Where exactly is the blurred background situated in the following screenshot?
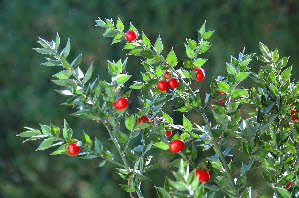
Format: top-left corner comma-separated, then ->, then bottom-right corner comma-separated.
0,0 -> 298,197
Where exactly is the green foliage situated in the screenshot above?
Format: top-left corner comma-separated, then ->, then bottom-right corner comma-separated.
14,12 -> 298,198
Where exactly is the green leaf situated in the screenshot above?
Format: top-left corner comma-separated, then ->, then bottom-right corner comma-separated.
120,184 -> 136,193
154,142 -> 169,150
183,115 -> 192,131
71,110 -> 101,120
95,18 -> 109,28
162,111 -> 173,124
236,72 -> 250,83
142,32 -> 151,48
271,84 -> 279,95
259,42 -> 270,57
166,49 -> 178,67
281,66 -> 292,82
108,61 -> 117,76
94,138 -> 103,154
130,82 -> 144,89
51,124 -> 60,137
36,137 -> 54,151
50,144 -> 67,155
118,131 -> 129,144
187,39 -> 197,50
18,130 -> 41,137
198,20 -> 206,38
116,17 -> 124,31
55,33 -> 60,51
71,53 -> 82,67
53,70 -> 72,79
175,106 -> 193,112
98,160 -> 107,167
125,114 -> 135,131
274,187 -> 291,198
272,49 -> 279,62
83,131 -> 92,148
194,58 -> 207,67
155,187 -> 172,198
61,58 -> 72,70
203,30 -> 214,39
116,74 -> 131,85
154,35 -> 163,54
194,183 -> 205,197
217,81 -> 230,92
277,57 -> 289,70
226,63 -> 236,75
82,62 -> 93,84
33,48 -> 53,55
185,45 -> 195,59
40,125 -> 51,135
60,38 -> 70,58
63,120 -> 73,139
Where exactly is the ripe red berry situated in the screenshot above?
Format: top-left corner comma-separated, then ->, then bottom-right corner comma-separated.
126,30 -> 137,42
193,67 -> 205,81
168,77 -> 180,89
67,143 -> 80,155
114,96 -> 129,110
163,72 -> 170,80
196,169 -> 210,182
216,91 -> 227,103
137,115 -> 150,124
291,115 -> 298,121
157,80 -> 168,91
169,139 -> 184,153
291,109 -> 296,116
165,130 -> 173,137
285,181 -> 292,189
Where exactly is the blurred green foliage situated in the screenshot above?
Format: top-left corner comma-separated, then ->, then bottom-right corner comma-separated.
0,0 -> 298,197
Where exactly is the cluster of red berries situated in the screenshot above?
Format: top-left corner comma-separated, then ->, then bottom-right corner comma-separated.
291,109 -> 298,121
157,72 -> 180,91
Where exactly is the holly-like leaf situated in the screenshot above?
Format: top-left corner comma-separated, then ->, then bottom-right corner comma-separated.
60,38 -> 71,58
142,32 -> 151,48
118,131 -> 129,144
116,17 -> 124,31
194,58 -> 207,67
94,138 -> 103,154
125,114 -> 135,131
217,81 -> 230,92
166,49 -> 178,67
236,72 -> 250,83
53,70 -> 72,79
154,142 -> 169,150
154,35 -> 163,54
183,115 -> 192,131
116,74 -> 131,85
82,62 -> 93,84
162,111 -> 173,124
36,137 -> 54,151
130,82 -> 144,89
63,119 -> 73,139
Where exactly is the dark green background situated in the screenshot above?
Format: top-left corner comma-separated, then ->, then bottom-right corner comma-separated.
1,0 -> 298,197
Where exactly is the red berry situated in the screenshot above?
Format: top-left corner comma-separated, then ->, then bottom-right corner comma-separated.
285,181 -> 292,189
291,115 -> 298,121
67,143 -> 80,155
163,72 -> 170,80
291,109 -> 296,116
193,67 -> 205,81
137,116 -> 150,124
157,80 -> 168,91
165,130 -> 173,137
216,91 -> 227,103
114,97 -> 129,110
126,30 -> 137,42
169,139 -> 184,153
168,77 -> 180,89
196,169 -> 210,182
